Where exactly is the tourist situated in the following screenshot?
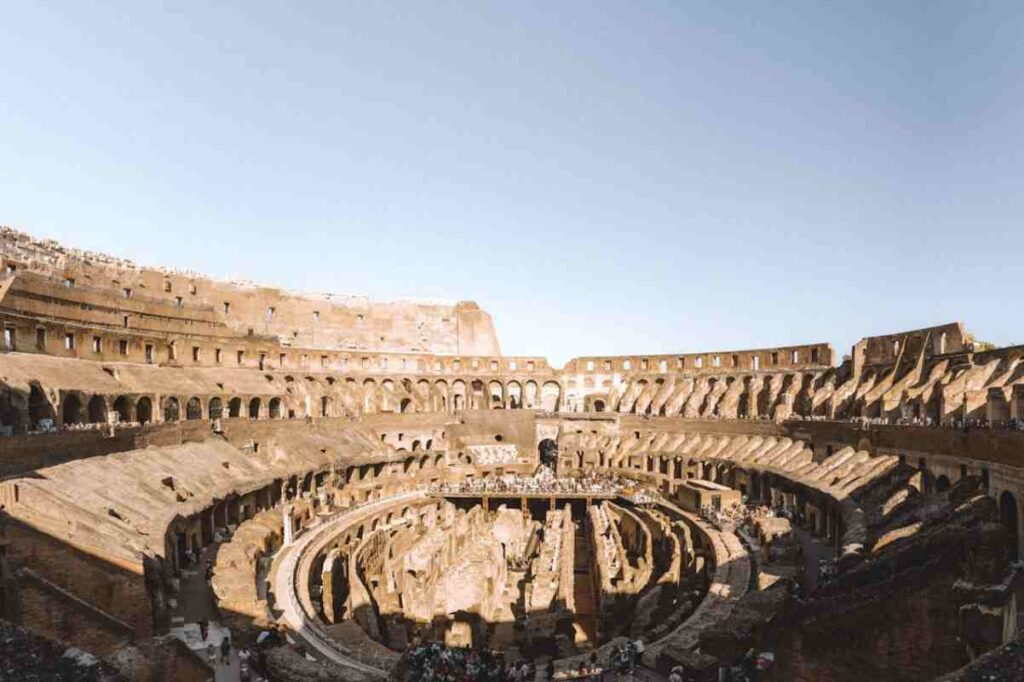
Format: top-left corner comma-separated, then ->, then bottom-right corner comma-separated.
220,635 -> 231,665
198,619 -> 208,641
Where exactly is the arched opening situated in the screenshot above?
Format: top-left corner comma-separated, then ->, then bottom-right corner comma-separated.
452,380 -> 466,411
113,396 -> 132,423
0,391 -> 20,434
507,381 -> 522,409
163,397 -> 180,423
488,381 -> 503,408
269,397 -> 282,419
185,397 -> 202,420
87,395 -> 107,424
363,379 -> 377,413
593,399 -> 605,413
524,381 -> 538,409
400,398 -> 412,414
28,384 -> 55,430
136,397 -> 153,424
320,396 -> 330,417
434,380 -> 448,412
228,397 -> 242,418
539,438 -> 558,472
248,397 -> 261,419
470,380 -> 485,410
208,397 -> 223,420
62,393 -> 84,425
1000,491 -> 1019,562
935,475 -> 951,493
541,381 -> 561,412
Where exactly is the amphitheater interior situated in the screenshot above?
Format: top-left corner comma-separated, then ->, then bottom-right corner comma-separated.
1,225 -> 1024,681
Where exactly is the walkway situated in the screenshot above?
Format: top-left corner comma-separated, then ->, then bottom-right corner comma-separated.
270,491 -> 425,678
168,543 -> 241,682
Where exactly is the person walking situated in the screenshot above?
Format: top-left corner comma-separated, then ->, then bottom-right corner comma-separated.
220,635 -> 231,665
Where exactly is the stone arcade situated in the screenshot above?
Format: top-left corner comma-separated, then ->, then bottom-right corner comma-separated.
1,226 -> 1024,680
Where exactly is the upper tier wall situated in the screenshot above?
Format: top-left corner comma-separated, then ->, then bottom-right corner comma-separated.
0,227 -> 500,356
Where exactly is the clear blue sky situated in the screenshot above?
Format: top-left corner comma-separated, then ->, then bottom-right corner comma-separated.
2,2 -> 1022,365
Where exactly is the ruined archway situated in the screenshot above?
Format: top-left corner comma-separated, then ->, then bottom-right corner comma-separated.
163,396 -> 180,423
541,381 -> 561,412
113,396 -> 132,423
208,397 -> 223,420
62,393 -> 84,425
539,438 -> 558,471
136,396 -> 153,424
28,383 -> 54,430
87,395 -> 107,424
185,397 -> 202,420
269,397 -> 282,419
249,397 -> 262,419
228,397 -> 242,418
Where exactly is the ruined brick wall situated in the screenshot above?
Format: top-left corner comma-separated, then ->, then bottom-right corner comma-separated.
769,507 -> 1006,682
6,524 -> 153,657
0,421 -> 209,477
773,578 -> 967,682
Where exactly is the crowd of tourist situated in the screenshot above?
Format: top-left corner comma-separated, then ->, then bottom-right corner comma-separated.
399,643 -> 515,681
786,414 -> 1024,432
429,467 -> 635,497
701,503 -> 775,533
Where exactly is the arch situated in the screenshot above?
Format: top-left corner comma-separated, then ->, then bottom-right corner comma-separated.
524,381 -> 539,409
208,397 -> 223,420
935,475 -> 951,493
185,397 -> 202,420
1000,491 -> 1020,562
28,383 -> 55,430
539,438 -> 558,471
163,396 -> 180,423
248,397 -> 262,419
269,397 -> 282,419
541,381 -> 561,412
136,397 -> 153,424
87,395 -> 107,424
470,380 -> 486,410
593,399 -> 606,413
113,396 -> 132,423
488,380 -> 504,408
400,398 -> 413,414
228,397 -> 242,418
434,379 -> 449,411
320,395 -> 330,417
0,391 -> 21,433
62,393 -> 84,425
506,381 -> 522,409
452,380 -> 467,411
363,379 -> 377,413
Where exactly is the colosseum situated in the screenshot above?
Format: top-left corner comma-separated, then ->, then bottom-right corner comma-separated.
0,225 -> 1022,681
